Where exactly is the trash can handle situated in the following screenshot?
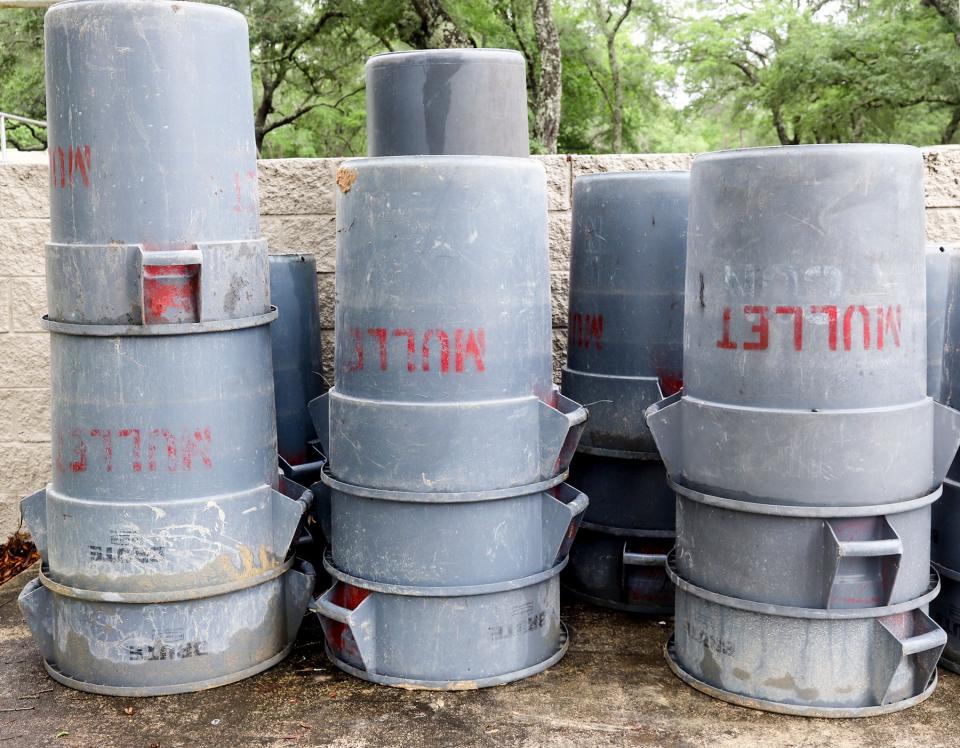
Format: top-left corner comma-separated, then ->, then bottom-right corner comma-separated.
137,244 -> 203,324
19,487 -> 47,562
823,519 -> 902,608
623,550 -> 668,567
539,389 -> 588,478
542,483 -> 588,565
270,479 -> 314,560
877,609 -> 946,705
310,591 -> 355,625
310,584 -> 376,673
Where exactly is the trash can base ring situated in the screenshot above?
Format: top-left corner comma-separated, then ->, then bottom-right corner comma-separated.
664,636 -> 937,718
323,623 -> 569,691
38,641 -> 295,698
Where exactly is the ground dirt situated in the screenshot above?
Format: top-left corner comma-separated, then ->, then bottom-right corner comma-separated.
1,566 -> 958,747
0,534 -> 38,587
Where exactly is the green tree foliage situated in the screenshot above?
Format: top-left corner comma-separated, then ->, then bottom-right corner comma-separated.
678,0 -> 960,146
0,0 -> 958,155
0,8 -> 45,150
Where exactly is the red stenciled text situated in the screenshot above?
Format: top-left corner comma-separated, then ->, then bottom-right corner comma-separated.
56,427 -> 213,474
233,170 -> 258,214
346,327 -> 485,373
49,145 -> 92,189
569,312 -> 603,350
716,304 -> 902,352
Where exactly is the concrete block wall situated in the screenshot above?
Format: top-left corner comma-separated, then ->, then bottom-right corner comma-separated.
1,147 -> 958,539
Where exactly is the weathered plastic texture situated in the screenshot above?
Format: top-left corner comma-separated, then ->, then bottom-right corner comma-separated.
567,452 -> 674,532
18,561 -> 315,697
646,145 -> 960,507
930,563 -> 960,674
315,470 -> 585,586
366,49 -> 529,158
562,527 -> 673,614
667,561 -> 945,717
269,253 -> 325,466
936,251 -> 960,483
44,0 -> 268,325
312,555 -> 566,689
561,171 -> 688,452
19,313 -> 307,596
674,484 -> 936,608
312,156 -> 586,492
926,245 -> 953,402
933,250 -> 960,668
932,477 -> 960,570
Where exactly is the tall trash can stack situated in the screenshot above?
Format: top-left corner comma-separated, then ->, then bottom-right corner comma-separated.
647,145 -> 960,716
930,244 -> 960,673
269,252 -> 326,485
308,49 -> 590,688
560,172 -> 688,613
16,0 -> 314,696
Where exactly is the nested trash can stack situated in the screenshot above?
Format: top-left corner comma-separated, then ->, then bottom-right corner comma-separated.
269,253 -> 326,485
560,172 -> 688,613
925,245 -> 953,405
308,49 -> 589,688
17,0 -> 314,696
930,244 -> 960,672
647,145 -> 960,716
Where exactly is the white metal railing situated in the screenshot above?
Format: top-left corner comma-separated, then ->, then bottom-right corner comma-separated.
0,112 -> 47,162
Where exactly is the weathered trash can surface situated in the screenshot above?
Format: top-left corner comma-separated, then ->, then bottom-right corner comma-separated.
18,314 -> 312,596
674,485 -> 936,608
19,0 -> 311,697
566,453 -> 674,532
269,253 -> 325,467
563,528 -> 673,613
366,49 -> 529,158
927,245 -> 953,402
930,563 -> 960,674
320,474 -> 585,586
314,556 -> 567,688
44,0 -> 268,325
18,560 -> 315,697
932,247 -> 960,673
667,563 -> 945,716
649,145 -> 957,717
315,156 -> 585,493
562,171 -> 688,452
560,172 -> 687,613
647,145 -> 960,507
44,0 -> 260,245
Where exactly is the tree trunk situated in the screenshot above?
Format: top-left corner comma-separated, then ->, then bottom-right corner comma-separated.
254,72 -> 276,153
607,33 -> 623,152
944,106 -> 960,144
772,106 -> 800,145
410,0 -> 474,48
533,0 -> 562,153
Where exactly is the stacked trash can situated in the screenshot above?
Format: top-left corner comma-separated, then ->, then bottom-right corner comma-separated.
561,172 -> 688,613
309,49 -> 589,688
931,244 -> 960,673
925,245 -> 952,404
269,252 -> 326,483
647,145 -> 960,716
17,0 -> 314,696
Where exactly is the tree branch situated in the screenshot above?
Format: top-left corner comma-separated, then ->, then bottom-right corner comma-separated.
611,0 -> 633,35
